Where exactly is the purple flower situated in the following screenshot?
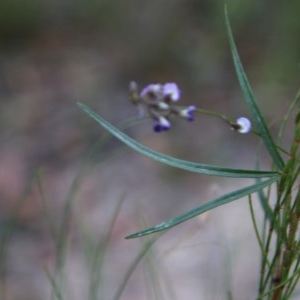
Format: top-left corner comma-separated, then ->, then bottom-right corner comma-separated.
163,83 -> 181,102
130,81 -> 197,132
153,116 -> 171,132
179,105 -> 196,121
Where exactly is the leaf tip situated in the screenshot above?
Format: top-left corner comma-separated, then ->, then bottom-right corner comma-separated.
125,230 -> 152,239
125,233 -> 138,239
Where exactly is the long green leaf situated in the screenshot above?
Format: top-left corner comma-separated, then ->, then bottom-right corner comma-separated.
224,6 -> 284,170
126,176 -> 278,238
78,102 -> 278,179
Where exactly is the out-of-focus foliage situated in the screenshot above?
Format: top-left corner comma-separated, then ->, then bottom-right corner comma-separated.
0,0 -> 40,39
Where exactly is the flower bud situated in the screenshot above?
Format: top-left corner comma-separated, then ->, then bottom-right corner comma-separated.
129,81 -> 140,104
179,105 -> 196,121
235,117 -> 252,134
153,116 -> 171,132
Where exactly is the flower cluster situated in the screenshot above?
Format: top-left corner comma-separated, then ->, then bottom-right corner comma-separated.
129,81 -> 196,132
129,81 -> 252,134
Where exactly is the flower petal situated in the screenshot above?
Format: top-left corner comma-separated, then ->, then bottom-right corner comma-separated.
163,83 -> 181,102
140,84 -> 162,98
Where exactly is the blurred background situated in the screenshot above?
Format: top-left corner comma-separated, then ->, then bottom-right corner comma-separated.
0,0 -> 300,299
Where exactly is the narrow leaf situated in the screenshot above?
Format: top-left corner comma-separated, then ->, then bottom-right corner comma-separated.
126,176 -> 278,238
224,6 -> 284,170
278,87 -> 300,144
78,102 -> 278,179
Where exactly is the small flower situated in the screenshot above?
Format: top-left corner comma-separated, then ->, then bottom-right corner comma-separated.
179,105 -> 196,121
153,116 -> 171,132
163,83 -> 181,102
235,117 -> 252,134
130,81 -> 196,133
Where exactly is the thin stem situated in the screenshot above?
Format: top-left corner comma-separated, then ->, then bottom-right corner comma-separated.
195,108 -> 230,121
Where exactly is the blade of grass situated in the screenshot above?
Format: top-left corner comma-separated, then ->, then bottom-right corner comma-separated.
224,6 -> 284,170
248,194 -> 270,268
137,214 -> 173,300
142,236 -> 166,300
88,193 -> 126,300
254,140 -> 274,224
78,102 -> 278,179
44,267 -> 64,300
112,235 -> 162,300
0,169 -> 41,300
126,176 -> 278,238
278,87 -> 300,145
54,168 -> 81,297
